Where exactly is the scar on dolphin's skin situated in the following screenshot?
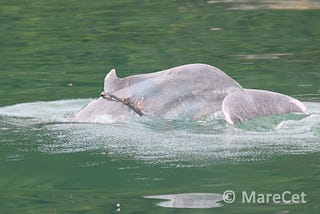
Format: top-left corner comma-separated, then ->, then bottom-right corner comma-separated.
136,97 -> 144,112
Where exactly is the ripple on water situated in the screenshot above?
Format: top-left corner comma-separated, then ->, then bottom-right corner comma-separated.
0,100 -> 319,165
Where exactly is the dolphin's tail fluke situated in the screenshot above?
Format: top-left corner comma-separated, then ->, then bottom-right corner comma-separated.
222,89 -> 306,124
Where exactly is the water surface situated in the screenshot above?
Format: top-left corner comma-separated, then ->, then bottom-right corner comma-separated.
0,0 -> 319,213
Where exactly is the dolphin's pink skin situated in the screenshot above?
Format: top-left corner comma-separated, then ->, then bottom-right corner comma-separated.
74,64 -> 306,124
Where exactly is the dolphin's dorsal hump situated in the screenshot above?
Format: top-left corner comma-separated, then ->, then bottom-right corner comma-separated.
104,69 -> 119,92
222,89 -> 306,124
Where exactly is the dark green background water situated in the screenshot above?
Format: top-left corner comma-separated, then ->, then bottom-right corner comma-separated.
0,0 -> 320,213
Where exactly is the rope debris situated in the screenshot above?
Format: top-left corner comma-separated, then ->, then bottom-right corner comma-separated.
101,92 -> 144,116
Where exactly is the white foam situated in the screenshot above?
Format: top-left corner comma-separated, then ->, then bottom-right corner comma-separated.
91,114 -> 126,124
0,99 -> 91,122
0,100 -> 319,165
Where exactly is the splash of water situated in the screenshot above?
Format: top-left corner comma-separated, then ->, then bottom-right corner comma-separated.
0,100 -> 319,166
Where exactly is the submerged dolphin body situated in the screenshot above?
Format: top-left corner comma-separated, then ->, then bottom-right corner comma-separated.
74,64 -> 306,124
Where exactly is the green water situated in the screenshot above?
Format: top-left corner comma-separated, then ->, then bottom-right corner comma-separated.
0,0 -> 320,213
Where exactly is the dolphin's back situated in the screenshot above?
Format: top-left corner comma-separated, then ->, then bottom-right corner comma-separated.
116,64 -> 243,119
222,89 -> 306,124
75,63 -> 306,123
122,64 -> 242,92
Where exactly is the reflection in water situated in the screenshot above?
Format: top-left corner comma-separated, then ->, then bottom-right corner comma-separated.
208,0 -> 320,10
210,27 -> 223,31
234,53 -> 293,60
144,193 -> 223,208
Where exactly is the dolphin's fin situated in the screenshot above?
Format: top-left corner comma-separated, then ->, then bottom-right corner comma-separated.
222,89 -> 306,124
104,69 -> 118,92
